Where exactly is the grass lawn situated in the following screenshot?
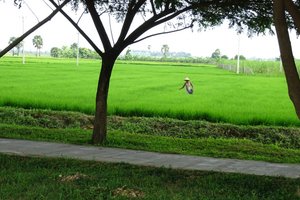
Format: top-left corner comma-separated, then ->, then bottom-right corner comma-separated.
1,154 -> 299,200
0,56 -> 298,126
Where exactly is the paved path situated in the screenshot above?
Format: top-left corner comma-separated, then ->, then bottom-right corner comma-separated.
0,138 -> 300,179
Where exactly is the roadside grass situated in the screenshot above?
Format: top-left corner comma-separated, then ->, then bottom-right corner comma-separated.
1,154 -> 300,200
1,107 -> 300,163
2,106 -> 300,149
0,56 -> 299,126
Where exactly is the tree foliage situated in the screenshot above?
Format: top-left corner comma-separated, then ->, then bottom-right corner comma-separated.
71,0 -> 277,35
234,54 -> 246,60
50,47 -> 61,58
50,44 -> 99,59
211,49 -> 221,59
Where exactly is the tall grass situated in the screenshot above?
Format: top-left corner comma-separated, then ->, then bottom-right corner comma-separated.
0,56 -> 299,126
219,59 -> 300,75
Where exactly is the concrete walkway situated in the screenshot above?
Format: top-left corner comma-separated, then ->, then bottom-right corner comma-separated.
0,138 -> 300,179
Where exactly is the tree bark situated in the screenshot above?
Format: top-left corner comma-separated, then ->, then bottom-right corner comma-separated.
92,53 -> 117,144
274,0 -> 300,118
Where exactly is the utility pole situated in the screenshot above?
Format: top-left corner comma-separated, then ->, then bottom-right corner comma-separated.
236,34 -> 240,74
279,56 -> 283,73
22,15 -> 25,64
76,32 -> 80,66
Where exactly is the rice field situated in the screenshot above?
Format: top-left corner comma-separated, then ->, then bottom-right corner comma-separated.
0,56 -> 298,126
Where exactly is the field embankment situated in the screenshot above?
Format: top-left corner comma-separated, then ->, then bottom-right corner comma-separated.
1,106 -> 300,163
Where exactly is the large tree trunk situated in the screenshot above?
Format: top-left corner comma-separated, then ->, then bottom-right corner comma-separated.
92,53 -> 117,144
274,0 -> 300,118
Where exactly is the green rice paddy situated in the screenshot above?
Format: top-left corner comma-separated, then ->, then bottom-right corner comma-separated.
0,56 -> 298,126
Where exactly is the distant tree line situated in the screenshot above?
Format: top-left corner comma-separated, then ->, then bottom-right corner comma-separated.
211,49 -> 246,61
119,54 -> 244,64
50,43 -> 100,59
119,54 -> 212,63
119,48 -> 246,64
125,49 -> 192,58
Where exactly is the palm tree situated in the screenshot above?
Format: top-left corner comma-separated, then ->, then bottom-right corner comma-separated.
32,35 -> 43,56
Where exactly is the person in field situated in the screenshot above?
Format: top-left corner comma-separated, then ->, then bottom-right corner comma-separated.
180,77 -> 194,94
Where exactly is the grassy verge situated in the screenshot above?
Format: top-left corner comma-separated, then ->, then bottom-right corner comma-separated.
1,154 -> 299,200
1,107 -> 300,148
1,107 -> 300,163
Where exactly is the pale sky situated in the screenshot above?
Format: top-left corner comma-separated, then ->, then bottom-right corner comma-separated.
1,0 -> 300,59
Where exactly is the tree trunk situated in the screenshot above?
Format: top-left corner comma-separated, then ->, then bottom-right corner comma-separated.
274,0 -> 300,118
92,53 -> 117,144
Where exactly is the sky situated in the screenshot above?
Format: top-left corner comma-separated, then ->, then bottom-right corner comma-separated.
1,0 -> 300,59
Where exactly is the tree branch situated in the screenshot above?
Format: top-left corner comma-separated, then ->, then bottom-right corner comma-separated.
76,9 -> 85,24
108,14 -> 115,46
123,6 -> 190,47
42,0 -> 53,10
24,1 -> 40,22
115,0 -> 216,54
116,0 -> 147,46
86,1 -> 112,51
132,25 -> 192,44
150,0 -> 157,15
48,0 -> 103,56
124,0 -> 217,47
0,0 -> 70,58
154,6 -> 191,27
